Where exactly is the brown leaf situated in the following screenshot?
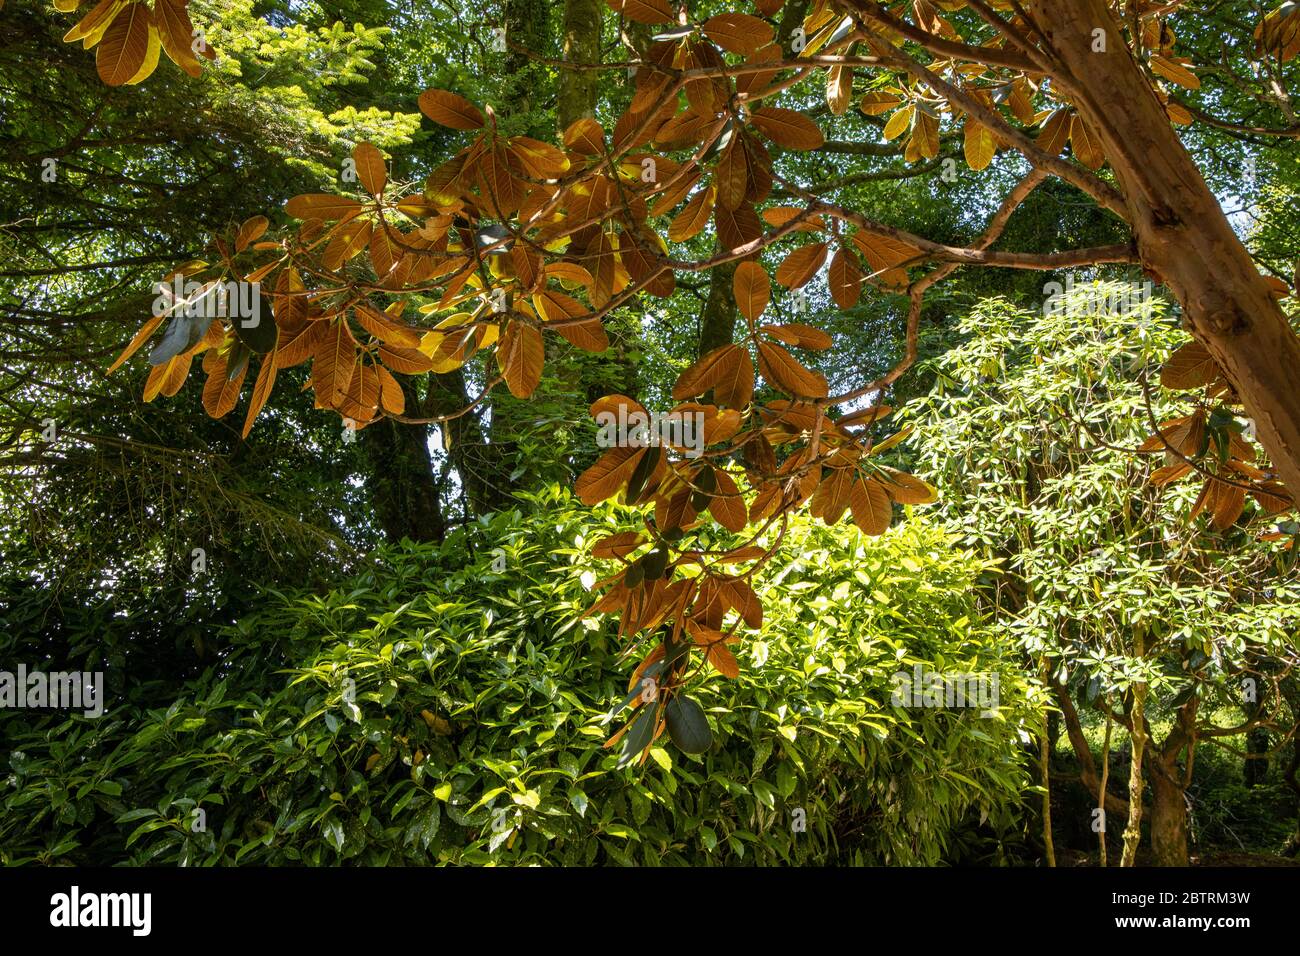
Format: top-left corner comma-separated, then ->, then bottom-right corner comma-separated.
241,352 -> 278,437
591,393 -> 648,420
144,353 -> 193,401
355,303 -> 420,349
1036,109 -> 1071,157
508,136 -> 570,178
668,186 -> 715,242
235,215 -> 269,253
714,137 -> 749,211
418,90 -> 485,129
109,315 -> 164,374
827,64 -> 853,116
368,226 -> 398,281
810,467 -> 853,524
850,231 -> 917,289
563,118 -> 605,154
202,351 -> 247,419
339,360 -> 381,422
859,91 -> 904,116
312,320 -> 357,407
849,477 -> 892,535
65,0 -> 123,45
1210,480 -> 1246,531
707,642 -> 740,679
715,201 -> 762,251
376,365 -> 405,415
154,0 -> 201,76
828,247 -> 863,309
761,205 -> 824,233
963,118 -> 996,171
775,242 -> 828,289
709,469 -> 748,532
912,108 -> 940,160
750,108 -> 825,151
733,260 -> 770,322
761,323 -> 832,350
497,321 -> 544,398
576,446 -> 644,505
606,0 -> 674,26
714,345 -> 754,409
1161,341 -> 1220,390
533,288 -> 609,352
593,532 -> 646,559
717,575 -> 762,628
1150,55 -> 1200,90
1149,462 -> 1192,487
674,344 -> 746,400
377,345 -> 434,375
284,194 -> 363,222
1070,114 -> 1105,170
702,12 -> 774,54
353,142 -> 387,196
757,341 -> 828,397
96,2 -> 150,86
876,465 -> 938,505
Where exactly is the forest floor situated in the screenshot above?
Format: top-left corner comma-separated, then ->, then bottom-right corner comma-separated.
1053,848 -> 1300,866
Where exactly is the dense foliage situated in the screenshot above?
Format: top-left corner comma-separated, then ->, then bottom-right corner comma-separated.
2,494 -> 1035,865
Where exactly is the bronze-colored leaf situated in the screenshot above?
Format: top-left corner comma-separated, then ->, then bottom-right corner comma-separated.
707,642 -> 740,679
733,260 -> 770,322
242,352 -> 278,438
154,0 -> 201,76
606,0 -> 674,26
376,365 -> 405,415
353,142 -> 387,196
497,320 -> 544,398
284,194 -> 363,222
312,320 -> 357,407
701,12 -> 774,55
761,323 -> 832,350
96,2 -> 150,86
750,107 -> 825,151
963,118 -> 996,171
1036,109 -> 1071,157
757,341 -> 828,397
418,89 -> 485,129
593,531 -> 646,559
876,465 -> 938,504
668,186 -> 715,242
709,469 -> 748,532
563,117 -> 605,154
849,477 -> 892,535
1070,114 -> 1105,170
1161,341 -> 1220,390
674,343 -> 746,400
828,247 -> 863,309
776,242 -> 828,289
575,446 -> 644,505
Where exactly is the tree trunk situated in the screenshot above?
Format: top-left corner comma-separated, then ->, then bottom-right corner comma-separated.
424,369 -> 509,514
361,379 -> 446,543
699,260 -> 739,357
1148,763 -> 1190,866
1098,705 -> 1112,867
558,0 -> 602,132
1054,682 -> 1131,820
1120,679 -> 1147,866
1038,0 -> 1300,497
1037,658 -> 1056,866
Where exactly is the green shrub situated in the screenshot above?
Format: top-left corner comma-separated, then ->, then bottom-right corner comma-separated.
2,488 -> 1037,865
